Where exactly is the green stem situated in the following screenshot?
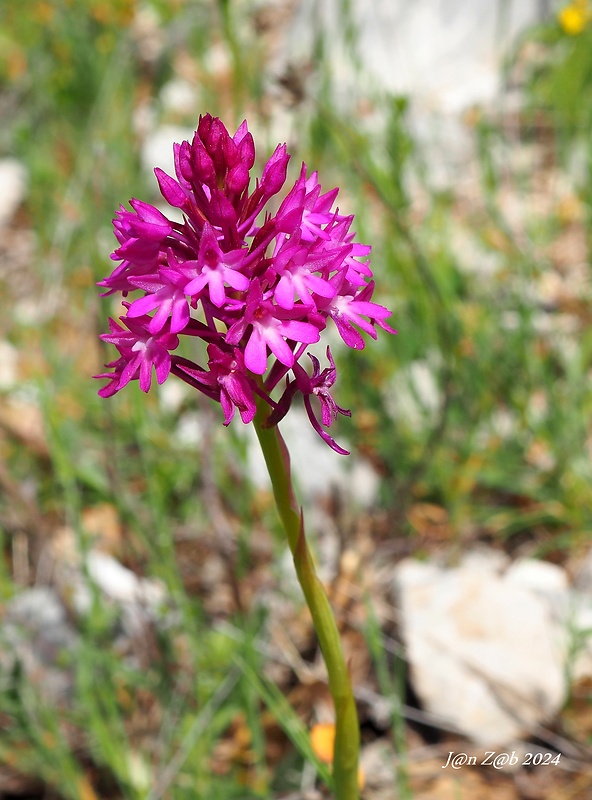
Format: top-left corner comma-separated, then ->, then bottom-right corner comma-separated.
253,396 -> 360,800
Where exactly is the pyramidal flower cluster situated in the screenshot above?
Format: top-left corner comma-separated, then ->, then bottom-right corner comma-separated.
96,115 -> 395,454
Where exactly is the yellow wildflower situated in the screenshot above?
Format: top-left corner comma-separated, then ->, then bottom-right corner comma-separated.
310,723 -> 366,789
558,0 -> 591,35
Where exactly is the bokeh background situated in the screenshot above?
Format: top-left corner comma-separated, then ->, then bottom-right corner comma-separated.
1,1 -> 591,798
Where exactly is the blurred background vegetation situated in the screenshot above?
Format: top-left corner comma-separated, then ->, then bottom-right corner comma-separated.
0,0 -> 591,798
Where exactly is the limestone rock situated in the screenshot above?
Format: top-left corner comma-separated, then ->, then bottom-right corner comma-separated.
0,587 -> 77,703
61,550 -> 168,639
0,159 -> 27,227
394,556 -> 568,744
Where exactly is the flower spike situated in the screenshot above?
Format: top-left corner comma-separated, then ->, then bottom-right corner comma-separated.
97,115 -> 396,453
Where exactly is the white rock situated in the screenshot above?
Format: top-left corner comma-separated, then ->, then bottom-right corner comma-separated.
460,548 -> 509,575
505,558 -> 570,598
245,406 -> 379,505
395,558 -> 441,589
0,340 -> 19,390
385,359 -> 441,432
174,410 -> 205,448
0,159 -> 27,227
569,594 -> 592,682
140,124 -> 194,177
296,0 -> 544,111
86,551 -> 165,608
394,556 -> 567,744
59,550 -> 167,639
160,79 -> 198,116
158,378 -> 190,413
275,0 -> 546,186
504,559 -> 571,640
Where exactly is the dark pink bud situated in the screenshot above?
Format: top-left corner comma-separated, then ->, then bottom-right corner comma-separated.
177,140 -> 194,184
120,199 -> 172,240
222,134 -> 239,167
233,120 -> 249,145
205,118 -> 223,156
197,113 -> 213,141
239,134 -> 255,170
261,144 -> 289,195
155,168 -> 187,208
226,162 -> 249,194
191,138 -> 216,186
234,123 -> 255,169
201,117 -> 232,177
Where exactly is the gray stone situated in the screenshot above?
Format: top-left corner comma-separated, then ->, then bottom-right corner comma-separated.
59,550 -> 168,640
0,587 -> 77,702
573,546 -> 592,596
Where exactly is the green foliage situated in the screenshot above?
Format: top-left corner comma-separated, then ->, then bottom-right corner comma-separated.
512,13 -> 592,142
